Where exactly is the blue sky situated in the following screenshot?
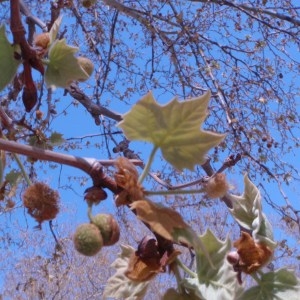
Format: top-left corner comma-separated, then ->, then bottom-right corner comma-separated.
0,0 -> 300,293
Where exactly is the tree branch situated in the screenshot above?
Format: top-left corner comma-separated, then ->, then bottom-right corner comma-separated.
0,138 -> 143,192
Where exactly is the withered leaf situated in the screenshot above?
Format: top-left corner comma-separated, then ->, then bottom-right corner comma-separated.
125,252 -> 161,282
130,199 -> 188,241
114,157 -> 144,206
234,231 -> 273,274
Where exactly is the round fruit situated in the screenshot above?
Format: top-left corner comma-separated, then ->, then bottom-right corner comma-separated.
91,214 -> 120,246
73,223 -> 103,256
77,56 -> 94,80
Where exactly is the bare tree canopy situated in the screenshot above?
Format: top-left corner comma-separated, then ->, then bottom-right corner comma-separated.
0,0 -> 299,298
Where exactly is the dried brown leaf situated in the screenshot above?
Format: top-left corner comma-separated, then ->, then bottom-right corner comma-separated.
131,199 -> 188,241
114,157 -> 144,206
233,231 -> 273,274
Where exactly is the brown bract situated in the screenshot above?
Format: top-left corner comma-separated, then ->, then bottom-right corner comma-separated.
131,200 -> 188,241
125,236 -> 181,282
114,157 -> 144,206
233,231 -> 273,274
204,173 -> 229,199
22,182 -> 59,224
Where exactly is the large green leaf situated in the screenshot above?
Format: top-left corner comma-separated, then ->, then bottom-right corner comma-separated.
118,91 -> 225,171
45,39 -> 90,88
182,230 -> 243,300
228,174 -> 276,248
103,245 -> 150,300
236,269 -> 300,300
0,25 -> 21,91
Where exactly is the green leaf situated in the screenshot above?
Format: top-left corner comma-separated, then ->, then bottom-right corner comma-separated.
49,15 -> 62,45
5,169 -> 22,185
45,39 -> 90,88
236,269 -> 300,300
228,174 -> 276,248
118,91 -> 225,171
0,25 -> 21,91
181,230 -> 243,300
49,132 -> 65,146
103,245 -> 150,300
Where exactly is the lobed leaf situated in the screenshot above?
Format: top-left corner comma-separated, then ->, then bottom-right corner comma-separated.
118,91 -> 225,171
182,230 -> 243,299
103,245 -> 150,300
228,174 -> 276,248
0,25 -> 21,91
45,39 -> 90,88
236,269 -> 300,300
49,15 -> 62,45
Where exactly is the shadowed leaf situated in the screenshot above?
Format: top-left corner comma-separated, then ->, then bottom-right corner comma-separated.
45,39 -> 90,88
228,174 -> 276,248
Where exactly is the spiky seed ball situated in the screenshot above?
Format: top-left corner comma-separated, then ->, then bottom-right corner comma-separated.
204,173 -> 229,199
33,32 -> 50,49
91,214 -> 120,246
73,223 -> 103,256
22,182 -> 59,224
77,57 -> 94,80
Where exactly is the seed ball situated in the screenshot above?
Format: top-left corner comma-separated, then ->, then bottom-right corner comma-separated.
91,214 -> 120,246
77,57 -> 94,80
73,223 -> 103,256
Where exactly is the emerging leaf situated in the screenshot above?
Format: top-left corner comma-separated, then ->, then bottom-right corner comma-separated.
236,269 -> 300,300
0,25 -> 21,91
103,245 -> 150,300
49,132 -> 65,146
118,91 -> 225,171
182,230 -> 243,299
45,39 -> 91,88
49,15 -> 63,45
228,174 -> 276,248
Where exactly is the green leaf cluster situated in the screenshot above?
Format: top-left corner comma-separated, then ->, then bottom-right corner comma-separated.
228,174 -> 276,248
182,230 -> 243,300
45,39 -> 91,88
